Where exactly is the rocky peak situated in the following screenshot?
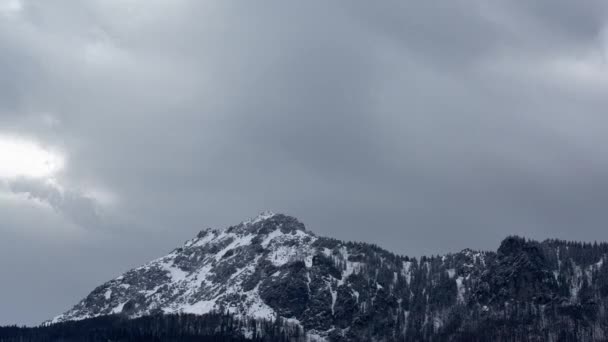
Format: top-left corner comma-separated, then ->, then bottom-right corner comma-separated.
476,236 -> 558,305
241,210 -> 277,226
248,213 -> 307,235
497,235 -> 527,255
196,212 -> 306,239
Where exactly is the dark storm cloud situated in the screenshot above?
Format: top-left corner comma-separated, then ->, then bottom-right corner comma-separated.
2,0 -> 608,325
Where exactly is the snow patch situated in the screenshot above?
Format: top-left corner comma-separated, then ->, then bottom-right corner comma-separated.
261,229 -> 283,248
268,245 -> 299,266
571,263 -> 583,300
244,285 -> 276,320
305,255 -> 314,268
327,281 -> 337,315
455,276 -> 465,304
179,300 -> 218,315
111,302 -> 127,314
447,268 -> 456,278
192,229 -> 218,247
215,233 -> 254,261
160,259 -> 188,282
352,289 -> 360,303
402,261 -> 412,284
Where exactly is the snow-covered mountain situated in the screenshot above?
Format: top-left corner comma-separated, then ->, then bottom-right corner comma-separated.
52,212 -> 310,322
50,212 -> 608,341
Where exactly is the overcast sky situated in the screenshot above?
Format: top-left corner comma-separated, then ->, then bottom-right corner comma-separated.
2,0 -> 608,325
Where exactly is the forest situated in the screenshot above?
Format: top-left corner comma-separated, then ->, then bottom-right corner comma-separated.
0,313 -> 305,342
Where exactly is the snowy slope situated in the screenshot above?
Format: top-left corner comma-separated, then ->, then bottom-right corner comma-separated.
52,212 -> 315,323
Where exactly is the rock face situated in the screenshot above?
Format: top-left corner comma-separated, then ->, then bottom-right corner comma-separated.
51,212 -> 608,341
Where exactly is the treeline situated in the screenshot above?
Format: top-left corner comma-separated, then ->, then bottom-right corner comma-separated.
544,238 -> 608,267
0,313 -> 305,342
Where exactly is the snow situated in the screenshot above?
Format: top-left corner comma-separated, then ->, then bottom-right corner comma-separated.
268,245 -> 299,266
214,233 -> 254,261
247,301 -> 275,320
339,261 -> 360,286
160,259 -> 188,282
455,277 -> 465,304
337,249 -> 362,287
180,300 -> 217,315
352,289 -> 360,303
306,271 -> 312,294
261,229 -> 283,248
104,289 -> 112,300
111,302 -> 127,314
571,263 -> 583,300
243,285 -> 276,320
596,257 -> 604,269
259,227 -> 317,266
192,229 -> 218,247
190,264 -> 213,289
305,255 -> 314,268
141,284 -> 163,298
329,283 -> 337,315
447,268 -> 456,278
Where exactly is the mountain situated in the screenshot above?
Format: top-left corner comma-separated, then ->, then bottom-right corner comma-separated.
49,212 -> 608,341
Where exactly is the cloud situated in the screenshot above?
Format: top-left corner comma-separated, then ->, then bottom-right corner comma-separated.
7,177 -> 102,229
3,0 -> 608,325
2,0 -> 608,247
0,0 -> 22,16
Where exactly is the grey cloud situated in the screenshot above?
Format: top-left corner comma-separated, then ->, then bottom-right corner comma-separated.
2,0 -> 608,325
507,0 -> 608,41
8,177 -> 101,229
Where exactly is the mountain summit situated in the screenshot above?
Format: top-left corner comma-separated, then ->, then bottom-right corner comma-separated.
50,213 -> 608,341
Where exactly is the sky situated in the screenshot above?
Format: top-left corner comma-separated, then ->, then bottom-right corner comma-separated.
2,0 -> 608,325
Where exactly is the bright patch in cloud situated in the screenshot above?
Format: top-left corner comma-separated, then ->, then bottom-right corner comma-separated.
0,0 -> 22,16
0,135 -> 65,179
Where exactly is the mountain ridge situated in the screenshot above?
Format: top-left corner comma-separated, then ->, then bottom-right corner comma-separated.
49,212 -> 608,341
